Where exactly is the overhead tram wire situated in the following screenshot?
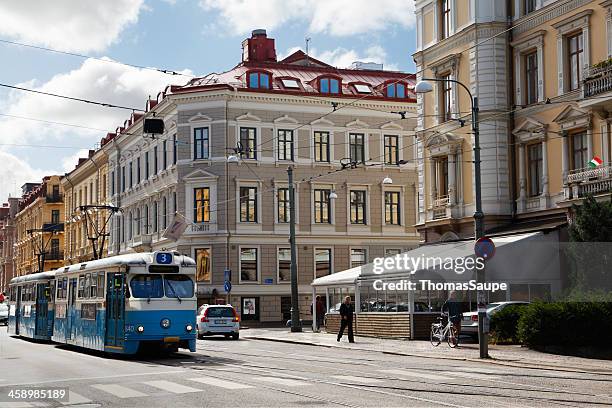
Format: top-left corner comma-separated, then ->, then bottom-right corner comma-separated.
0,37 -> 194,78
0,83 -> 144,112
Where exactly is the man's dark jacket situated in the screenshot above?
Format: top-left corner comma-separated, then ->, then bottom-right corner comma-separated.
339,303 -> 354,320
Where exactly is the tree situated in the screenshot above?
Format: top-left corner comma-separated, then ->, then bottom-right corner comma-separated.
566,195 -> 612,295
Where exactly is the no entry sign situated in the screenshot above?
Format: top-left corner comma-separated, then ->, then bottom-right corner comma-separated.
474,236 -> 495,260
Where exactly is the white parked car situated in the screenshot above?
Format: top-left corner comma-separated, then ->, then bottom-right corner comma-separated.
461,301 -> 529,336
0,303 -> 8,326
197,305 -> 240,340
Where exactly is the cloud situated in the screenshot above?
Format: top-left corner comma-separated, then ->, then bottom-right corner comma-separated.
281,45 -> 399,71
0,58 -> 192,202
0,151 -> 49,202
200,0 -> 415,36
0,0 -> 145,53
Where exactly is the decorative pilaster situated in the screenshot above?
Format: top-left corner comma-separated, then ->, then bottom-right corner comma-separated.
448,151 -> 456,205
587,126 -> 594,163
517,143 -> 527,212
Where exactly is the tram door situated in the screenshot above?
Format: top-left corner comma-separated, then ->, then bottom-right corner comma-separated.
67,278 -> 77,340
35,283 -> 49,337
15,286 -> 21,335
105,273 -> 125,348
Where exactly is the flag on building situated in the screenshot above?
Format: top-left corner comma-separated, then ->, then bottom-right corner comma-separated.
162,212 -> 188,241
589,156 -> 603,168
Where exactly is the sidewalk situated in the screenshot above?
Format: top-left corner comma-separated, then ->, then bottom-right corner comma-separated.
242,327 -> 612,374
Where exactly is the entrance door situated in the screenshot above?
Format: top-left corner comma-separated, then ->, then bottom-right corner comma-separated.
67,278 -> 77,340
105,273 -> 125,348
35,283 -> 49,337
15,286 -> 21,335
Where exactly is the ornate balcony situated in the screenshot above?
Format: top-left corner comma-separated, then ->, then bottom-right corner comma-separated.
565,164 -> 612,199
432,195 -> 449,220
584,63 -> 612,97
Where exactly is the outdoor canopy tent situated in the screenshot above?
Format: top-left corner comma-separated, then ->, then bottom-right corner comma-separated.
310,231 -> 563,336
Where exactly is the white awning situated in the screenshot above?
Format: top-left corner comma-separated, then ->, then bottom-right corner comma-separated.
311,232 -> 547,288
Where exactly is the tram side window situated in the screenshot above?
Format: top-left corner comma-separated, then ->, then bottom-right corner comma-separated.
49,281 -> 55,301
78,275 -> 85,298
97,272 -> 105,298
56,278 -> 68,300
89,273 -> 97,298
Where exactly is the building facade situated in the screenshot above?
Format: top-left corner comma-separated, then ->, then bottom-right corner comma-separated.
0,198 -> 19,293
62,148 -> 111,265
413,0 -> 611,242
104,30 -> 421,322
14,176 -> 65,277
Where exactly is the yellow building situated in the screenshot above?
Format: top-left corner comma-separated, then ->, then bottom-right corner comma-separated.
413,0 -> 611,242
14,176 -> 65,276
62,146 -> 111,264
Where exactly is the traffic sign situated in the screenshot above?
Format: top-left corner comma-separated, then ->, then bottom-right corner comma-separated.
224,280 -> 232,293
474,236 -> 495,260
224,269 -> 231,282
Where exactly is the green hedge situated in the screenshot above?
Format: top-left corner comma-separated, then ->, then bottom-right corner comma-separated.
517,301 -> 612,348
489,305 -> 525,344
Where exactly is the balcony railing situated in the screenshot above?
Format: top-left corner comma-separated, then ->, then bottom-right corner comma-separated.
42,222 -> 64,232
432,195 -> 449,220
45,193 -> 63,203
43,251 -> 64,261
566,164 -> 612,199
584,63 -> 612,97
433,195 -> 450,208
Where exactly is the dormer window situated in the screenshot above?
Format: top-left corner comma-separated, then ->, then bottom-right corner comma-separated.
248,71 -> 271,89
353,84 -> 372,94
280,78 -> 300,89
386,82 -> 407,98
320,77 -> 340,94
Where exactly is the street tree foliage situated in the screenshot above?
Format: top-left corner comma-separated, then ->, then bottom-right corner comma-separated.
566,195 -> 612,296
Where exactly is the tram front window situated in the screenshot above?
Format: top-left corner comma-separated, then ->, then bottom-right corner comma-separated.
130,275 -> 164,299
164,275 -> 194,299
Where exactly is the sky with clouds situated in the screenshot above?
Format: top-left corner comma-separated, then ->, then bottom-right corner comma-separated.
0,0 -> 416,202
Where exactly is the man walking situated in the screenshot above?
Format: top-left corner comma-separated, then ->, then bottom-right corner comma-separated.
337,296 -> 354,343
312,295 -> 325,331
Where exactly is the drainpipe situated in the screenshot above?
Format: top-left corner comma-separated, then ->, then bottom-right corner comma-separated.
225,88 -> 234,304
507,6 -> 518,220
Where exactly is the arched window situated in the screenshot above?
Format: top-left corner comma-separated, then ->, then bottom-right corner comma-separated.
319,77 -> 341,94
247,71 -> 271,89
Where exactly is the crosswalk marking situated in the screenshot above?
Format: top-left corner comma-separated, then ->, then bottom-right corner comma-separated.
256,376 -> 308,387
380,369 -> 453,381
332,375 -> 383,384
188,377 -> 253,390
144,380 -> 201,394
61,391 -> 92,405
461,367 -> 505,374
92,383 -> 147,398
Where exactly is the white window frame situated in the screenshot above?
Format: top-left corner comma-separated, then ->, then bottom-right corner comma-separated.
238,245 -> 260,284
313,247 -> 333,280
349,247 -> 367,269
276,246 -> 292,284
311,183 -> 335,226
382,186 -> 404,227
553,10 -> 592,95
236,180 -> 262,226
346,184 -> 370,227
512,30 -> 545,105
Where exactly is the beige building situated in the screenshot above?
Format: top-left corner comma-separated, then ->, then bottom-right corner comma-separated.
104,30 -> 421,323
413,0 -> 611,242
14,176 -> 65,277
0,198 -> 19,293
62,148 -> 111,264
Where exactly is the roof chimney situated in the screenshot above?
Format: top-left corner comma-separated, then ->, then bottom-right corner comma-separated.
242,29 -> 277,63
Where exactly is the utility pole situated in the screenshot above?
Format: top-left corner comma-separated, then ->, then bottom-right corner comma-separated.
288,166 -> 302,332
472,96 -> 488,359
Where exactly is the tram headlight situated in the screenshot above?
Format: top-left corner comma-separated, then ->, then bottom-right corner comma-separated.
136,325 -> 144,333
160,318 -> 171,329
186,324 -> 193,332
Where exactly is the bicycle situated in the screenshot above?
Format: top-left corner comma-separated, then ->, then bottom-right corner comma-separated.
430,313 -> 460,348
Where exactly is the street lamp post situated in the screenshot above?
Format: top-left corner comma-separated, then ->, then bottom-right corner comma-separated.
415,78 -> 488,358
287,166 -> 302,332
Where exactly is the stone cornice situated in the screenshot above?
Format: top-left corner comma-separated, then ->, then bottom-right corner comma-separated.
513,0 -> 592,35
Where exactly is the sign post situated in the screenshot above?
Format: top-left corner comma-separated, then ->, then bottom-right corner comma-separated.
224,269 -> 231,304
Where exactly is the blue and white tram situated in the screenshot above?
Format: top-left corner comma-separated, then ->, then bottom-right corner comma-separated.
8,271 -> 57,340
52,251 -> 197,354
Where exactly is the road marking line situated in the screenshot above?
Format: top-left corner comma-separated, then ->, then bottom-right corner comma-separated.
0,403 -> 34,408
380,369 -> 454,381
0,370 -> 187,388
61,391 -> 92,405
256,376 -> 309,387
92,384 -> 147,398
332,375 -> 383,384
188,377 -> 254,389
144,380 -> 201,394
444,371 -> 500,380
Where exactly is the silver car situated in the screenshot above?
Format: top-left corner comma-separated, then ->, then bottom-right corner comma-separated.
196,305 -> 240,340
461,301 -> 529,336
0,303 -> 8,326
